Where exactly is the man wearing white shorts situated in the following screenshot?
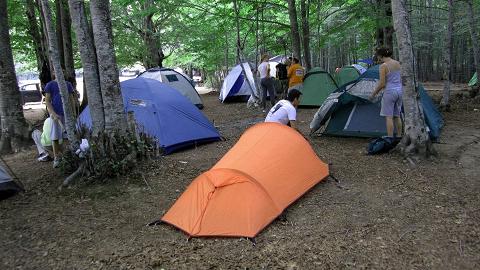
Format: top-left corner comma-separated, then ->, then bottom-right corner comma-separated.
44,75 -> 75,168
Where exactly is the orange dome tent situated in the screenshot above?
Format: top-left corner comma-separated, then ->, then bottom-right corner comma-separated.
161,122 -> 329,237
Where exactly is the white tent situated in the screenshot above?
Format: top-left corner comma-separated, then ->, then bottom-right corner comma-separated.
219,63 -> 258,102
352,64 -> 367,74
0,164 -> 23,201
139,68 -> 203,109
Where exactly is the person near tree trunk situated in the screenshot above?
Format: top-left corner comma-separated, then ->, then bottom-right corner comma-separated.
44,72 -> 76,168
370,47 -> 403,138
258,54 -> 276,112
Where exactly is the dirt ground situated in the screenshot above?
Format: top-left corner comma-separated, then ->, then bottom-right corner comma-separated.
1,83 -> 480,269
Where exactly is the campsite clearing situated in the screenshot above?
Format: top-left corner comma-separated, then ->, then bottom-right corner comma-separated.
1,86 -> 480,269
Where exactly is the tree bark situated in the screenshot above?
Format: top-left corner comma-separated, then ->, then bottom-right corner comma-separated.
68,0 -> 105,134
391,0 -> 433,158
234,0 -> 241,63
467,0 -> 480,97
89,0 -> 127,132
55,0 -> 65,70
300,0 -> 311,70
40,0 -> 78,148
287,0 -> 302,63
0,0 -> 30,154
26,0 -> 49,77
60,0 -> 76,87
36,0 -> 54,87
440,0 -> 454,110
142,0 -> 164,69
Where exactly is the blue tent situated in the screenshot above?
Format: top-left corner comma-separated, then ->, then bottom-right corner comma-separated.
310,65 -> 444,141
79,78 -> 221,154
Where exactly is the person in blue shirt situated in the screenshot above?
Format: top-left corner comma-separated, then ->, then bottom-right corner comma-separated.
44,73 -> 76,168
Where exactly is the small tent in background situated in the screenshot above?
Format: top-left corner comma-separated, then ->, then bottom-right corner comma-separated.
310,65 -> 444,141
468,72 -> 477,87
0,164 -> 23,201
219,63 -> 257,102
161,122 -> 329,237
138,67 -> 203,109
79,78 -> 220,154
300,67 -> 338,106
334,65 -> 362,87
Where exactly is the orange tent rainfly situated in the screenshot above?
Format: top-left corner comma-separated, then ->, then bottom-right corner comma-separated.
161,122 -> 329,237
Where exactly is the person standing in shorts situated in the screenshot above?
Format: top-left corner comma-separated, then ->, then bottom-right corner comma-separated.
44,73 -> 75,168
370,47 -> 403,137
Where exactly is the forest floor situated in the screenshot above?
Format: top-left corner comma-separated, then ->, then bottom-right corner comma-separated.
1,83 -> 479,269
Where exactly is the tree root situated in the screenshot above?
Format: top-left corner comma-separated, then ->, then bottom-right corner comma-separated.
62,161 -> 86,187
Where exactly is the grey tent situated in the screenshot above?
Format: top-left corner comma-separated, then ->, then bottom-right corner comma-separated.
139,67 -> 204,109
0,164 -> 23,201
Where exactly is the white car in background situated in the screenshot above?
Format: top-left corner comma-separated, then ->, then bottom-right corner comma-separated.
192,75 -> 203,83
19,83 -> 45,110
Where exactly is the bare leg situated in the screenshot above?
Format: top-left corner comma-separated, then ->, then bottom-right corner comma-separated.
386,116 -> 394,137
394,116 -> 403,137
52,140 -> 63,159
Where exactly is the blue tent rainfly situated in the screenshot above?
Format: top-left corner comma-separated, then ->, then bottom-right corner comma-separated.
78,77 -> 221,154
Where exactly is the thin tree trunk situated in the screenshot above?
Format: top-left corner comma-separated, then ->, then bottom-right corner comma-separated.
391,0 -> 433,158
224,31 -> 229,69
36,0 -> 54,87
26,0 -> 48,75
300,0 -> 311,70
142,0 -> 164,69
440,0 -> 454,110
89,0 -> 127,132
60,0 -> 76,87
234,0 -> 241,63
40,0 -> 78,148
0,0 -> 30,153
425,0 -> 434,81
287,0 -> 302,63
384,0 -> 394,50
68,0 -> 105,134
55,0 -> 65,70
467,0 -> 480,97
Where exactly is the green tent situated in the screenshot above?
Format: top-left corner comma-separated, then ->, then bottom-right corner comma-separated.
468,72 -> 477,87
300,67 -> 338,106
334,66 -> 361,87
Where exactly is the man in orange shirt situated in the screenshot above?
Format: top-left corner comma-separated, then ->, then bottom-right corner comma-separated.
287,57 -> 304,92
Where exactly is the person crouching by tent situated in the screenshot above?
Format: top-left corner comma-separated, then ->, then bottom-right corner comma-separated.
369,47 -> 403,138
265,89 -> 302,132
31,117 -> 65,162
44,73 -> 76,168
287,57 -> 305,92
258,54 -> 276,113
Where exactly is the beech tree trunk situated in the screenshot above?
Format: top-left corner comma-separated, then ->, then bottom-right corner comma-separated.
440,0 -> 454,109
26,0 -> 49,78
467,0 -> 480,97
55,0 -> 65,70
60,0 -> 76,86
300,0 -> 311,70
142,0 -> 164,69
0,0 -> 30,153
36,0 -> 53,87
41,0 -> 78,147
89,0 -> 127,132
287,0 -> 302,63
391,0 -> 433,158
68,0 -> 105,134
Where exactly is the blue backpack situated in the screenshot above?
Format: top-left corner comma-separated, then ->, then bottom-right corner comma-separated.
367,137 -> 400,155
